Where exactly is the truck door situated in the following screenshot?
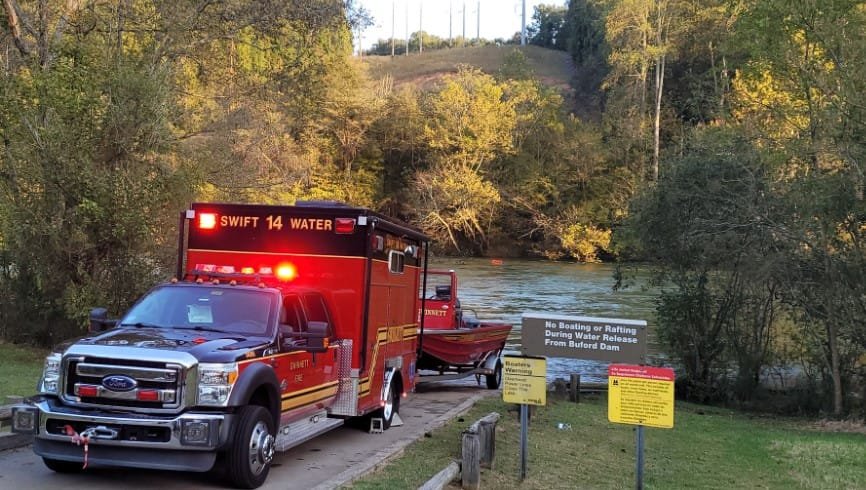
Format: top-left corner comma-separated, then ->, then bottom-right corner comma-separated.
276,293 -> 339,418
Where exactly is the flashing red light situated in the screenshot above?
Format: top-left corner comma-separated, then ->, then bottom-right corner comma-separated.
276,263 -> 297,281
137,390 -> 160,402
198,213 -> 217,229
77,385 -> 98,397
335,218 -> 356,234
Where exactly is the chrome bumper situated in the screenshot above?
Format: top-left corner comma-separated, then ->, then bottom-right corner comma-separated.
12,397 -> 233,451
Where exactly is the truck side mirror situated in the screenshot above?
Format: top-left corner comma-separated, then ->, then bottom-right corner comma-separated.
305,321 -> 330,353
89,307 -> 116,333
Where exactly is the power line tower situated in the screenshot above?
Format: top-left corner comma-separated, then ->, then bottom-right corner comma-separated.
405,1 -> 409,56
391,1 -> 395,57
419,1 -> 423,53
476,0 -> 480,43
520,0 -> 526,45
462,1 -> 466,47
449,0 -> 453,47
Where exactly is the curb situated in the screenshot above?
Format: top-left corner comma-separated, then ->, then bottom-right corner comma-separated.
311,391 -> 489,490
0,432 -> 33,452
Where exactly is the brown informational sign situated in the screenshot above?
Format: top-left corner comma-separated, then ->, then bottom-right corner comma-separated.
521,313 -> 647,364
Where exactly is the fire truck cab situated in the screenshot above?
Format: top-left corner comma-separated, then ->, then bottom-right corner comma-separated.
11,202 -> 428,488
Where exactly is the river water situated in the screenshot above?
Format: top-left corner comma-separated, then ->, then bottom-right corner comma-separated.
428,257 -> 659,383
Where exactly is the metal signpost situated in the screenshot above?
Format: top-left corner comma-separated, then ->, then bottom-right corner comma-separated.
502,354 -> 546,481
608,364 -> 675,489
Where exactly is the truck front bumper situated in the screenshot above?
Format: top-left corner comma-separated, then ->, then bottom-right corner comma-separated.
11,396 -> 234,472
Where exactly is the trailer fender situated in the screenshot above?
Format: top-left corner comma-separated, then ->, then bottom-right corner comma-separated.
482,353 -> 500,371
228,362 -> 280,426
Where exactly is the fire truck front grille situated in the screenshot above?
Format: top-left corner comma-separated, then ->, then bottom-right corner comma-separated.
45,418 -> 171,443
63,357 -> 185,410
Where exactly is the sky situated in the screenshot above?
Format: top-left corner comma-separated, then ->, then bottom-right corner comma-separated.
355,0 -> 567,52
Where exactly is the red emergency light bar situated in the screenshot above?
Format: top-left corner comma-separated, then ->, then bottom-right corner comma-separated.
193,264 -> 297,282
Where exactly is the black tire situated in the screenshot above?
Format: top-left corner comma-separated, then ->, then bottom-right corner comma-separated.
486,359 -> 502,389
373,377 -> 400,430
226,405 -> 275,489
43,457 -> 84,473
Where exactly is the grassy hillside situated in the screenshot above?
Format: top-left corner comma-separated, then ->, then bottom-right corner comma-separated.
363,45 -> 575,91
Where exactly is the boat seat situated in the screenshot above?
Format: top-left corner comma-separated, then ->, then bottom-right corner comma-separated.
434,285 -> 451,300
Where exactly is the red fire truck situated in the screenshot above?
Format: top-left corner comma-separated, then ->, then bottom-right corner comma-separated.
11,202 -> 428,488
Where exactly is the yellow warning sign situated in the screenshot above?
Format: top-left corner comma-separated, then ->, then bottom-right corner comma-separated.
608,364 -> 675,429
502,355 -> 547,406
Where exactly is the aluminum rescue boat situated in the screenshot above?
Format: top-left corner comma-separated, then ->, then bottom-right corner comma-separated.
418,269 -> 511,388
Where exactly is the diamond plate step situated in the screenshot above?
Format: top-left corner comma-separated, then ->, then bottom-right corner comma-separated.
274,410 -> 344,452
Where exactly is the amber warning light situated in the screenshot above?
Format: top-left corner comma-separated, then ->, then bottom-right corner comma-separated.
198,212 -> 217,230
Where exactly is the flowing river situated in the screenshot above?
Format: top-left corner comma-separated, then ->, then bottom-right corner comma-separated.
428,257 -> 659,383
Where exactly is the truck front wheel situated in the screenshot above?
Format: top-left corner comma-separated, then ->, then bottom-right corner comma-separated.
43,457 -> 83,473
226,405 -> 275,489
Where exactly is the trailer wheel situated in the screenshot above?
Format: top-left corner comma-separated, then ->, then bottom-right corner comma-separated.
43,457 -> 83,473
486,359 -> 502,389
374,377 -> 400,430
226,405 -> 275,489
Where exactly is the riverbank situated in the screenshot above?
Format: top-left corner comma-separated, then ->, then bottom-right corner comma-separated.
347,392 -> 866,489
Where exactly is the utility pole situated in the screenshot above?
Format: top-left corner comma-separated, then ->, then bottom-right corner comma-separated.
449,0 -> 453,47
391,1 -> 395,57
476,0 -> 480,43
405,1 -> 409,56
520,0 -> 526,45
419,1 -> 423,53
462,1 -> 466,46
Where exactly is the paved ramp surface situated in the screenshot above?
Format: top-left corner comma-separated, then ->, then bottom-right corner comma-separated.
0,384 -> 490,490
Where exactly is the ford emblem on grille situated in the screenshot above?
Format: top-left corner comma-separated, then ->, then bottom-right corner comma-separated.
102,375 -> 137,392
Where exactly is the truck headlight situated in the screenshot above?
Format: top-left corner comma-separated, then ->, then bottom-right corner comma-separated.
37,353 -> 62,395
196,363 -> 238,406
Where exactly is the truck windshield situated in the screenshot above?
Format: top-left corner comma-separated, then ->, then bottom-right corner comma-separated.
119,286 -> 274,336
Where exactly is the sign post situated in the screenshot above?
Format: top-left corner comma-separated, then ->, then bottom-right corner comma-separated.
502,355 -> 546,481
608,364 -> 675,489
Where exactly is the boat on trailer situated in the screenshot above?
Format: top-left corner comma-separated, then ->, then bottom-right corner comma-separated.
418,269 -> 512,388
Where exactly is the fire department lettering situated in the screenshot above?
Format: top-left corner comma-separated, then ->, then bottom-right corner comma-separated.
290,359 -> 311,370
290,218 -> 333,231
425,309 -> 448,317
220,215 -> 260,228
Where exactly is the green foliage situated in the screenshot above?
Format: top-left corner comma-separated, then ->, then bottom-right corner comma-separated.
0,49 -> 192,343
528,4 -> 568,50
622,128 -> 784,402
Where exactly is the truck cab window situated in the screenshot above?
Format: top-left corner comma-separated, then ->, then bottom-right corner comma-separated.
304,293 -> 333,337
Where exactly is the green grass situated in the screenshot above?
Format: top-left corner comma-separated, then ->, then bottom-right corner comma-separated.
347,395 -> 866,489
0,341 -> 46,401
363,45 -> 574,89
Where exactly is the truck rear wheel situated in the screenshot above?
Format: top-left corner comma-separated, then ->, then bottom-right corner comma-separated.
486,359 -> 502,389
374,377 -> 400,430
43,457 -> 83,473
226,405 -> 275,489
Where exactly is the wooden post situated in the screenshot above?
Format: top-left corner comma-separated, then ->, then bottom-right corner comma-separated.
461,431 -> 481,489
479,420 -> 495,469
462,412 -> 500,488
570,373 -> 581,403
